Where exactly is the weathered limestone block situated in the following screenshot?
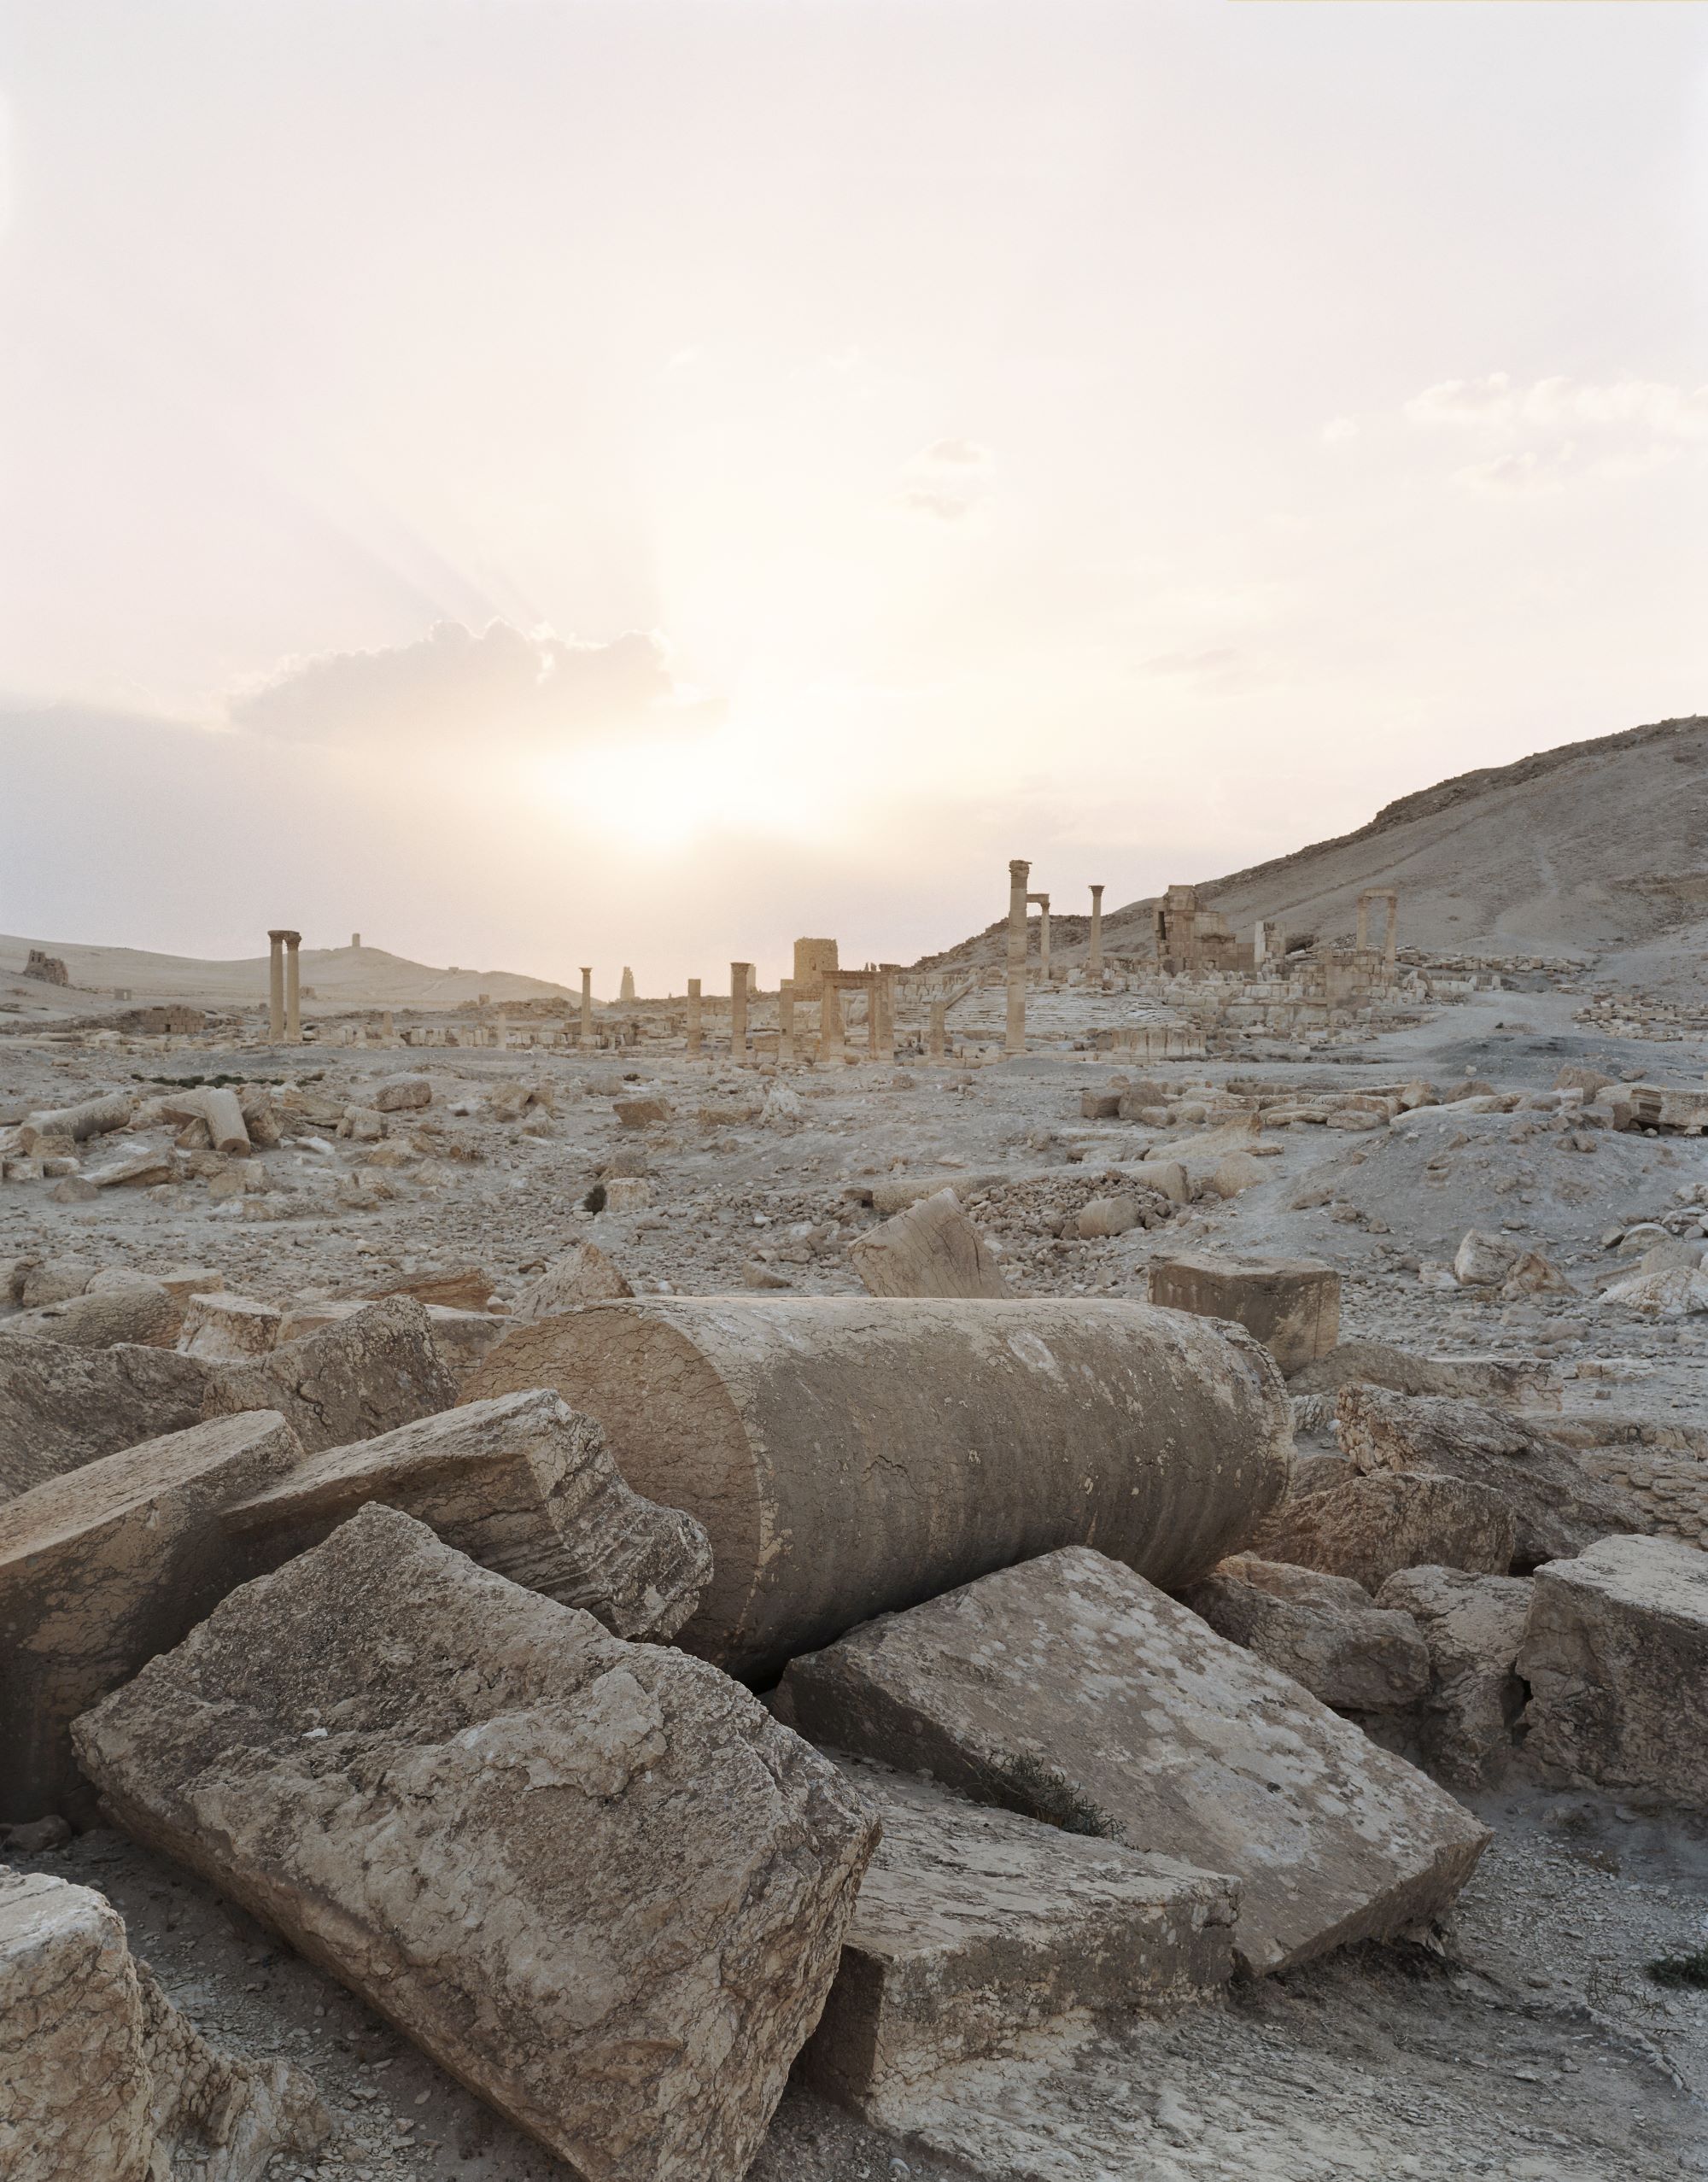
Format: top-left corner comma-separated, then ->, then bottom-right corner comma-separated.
0,1409 -> 304,1823
776,1548 -> 1489,1976
160,1086 -> 251,1156
601,1175 -> 652,1213
202,1295 -> 456,1451
512,1238 -> 634,1321
0,1869 -> 327,2182
273,1296 -> 506,1382
226,1388 -> 710,1641
849,1187 -> 1013,1301
371,1073 -> 432,1111
1148,1251 -> 1339,1375
178,1291 -> 284,1360
0,1278 -> 184,1352
1179,1555 -> 1430,1711
615,1097 -> 670,1129
1074,1196 -> 1141,1239
1289,1340 -> 1559,1410
373,1263 -> 495,1311
466,1296 -> 1291,1682
1209,1150 -> 1266,1197
90,1148 -> 181,1190
1249,1469 -> 1516,1594
1375,1566 -> 1532,1787
18,1256 -> 96,1307
798,1758 -> 1236,2123
73,1505 -> 880,2182
1337,1384 -> 1642,1569
0,1341 -> 214,1500
1518,1535 -> 1708,1809
1454,1230 -> 1520,1287
20,1091 -> 133,1143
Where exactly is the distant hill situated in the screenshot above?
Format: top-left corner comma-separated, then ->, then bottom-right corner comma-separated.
919,713 -> 1708,975
0,936 -> 582,1015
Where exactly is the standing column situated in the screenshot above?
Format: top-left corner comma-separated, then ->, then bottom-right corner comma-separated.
266,932 -> 287,1042
284,932 -> 302,1044
1005,858 -> 1030,1056
818,977 -> 843,1061
1038,896 -> 1050,979
1088,885 -> 1104,980
686,977 -> 703,1056
1383,894 -> 1399,971
730,962 -> 750,1056
1355,895 -> 1372,956
778,979 -> 796,1063
580,968 -> 594,1048
876,968 -> 898,1062
927,997 -> 946,1062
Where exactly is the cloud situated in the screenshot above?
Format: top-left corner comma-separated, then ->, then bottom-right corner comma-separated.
1403,372 -> 1708,489
230,619 -> 708,749
895,439 -> 995,521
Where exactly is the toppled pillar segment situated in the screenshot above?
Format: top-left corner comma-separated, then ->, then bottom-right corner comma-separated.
0,1409 -> 304,1824
1518,1534 -> 1708,1811
849,1187 -> 1013,1301
1147,1252 -> 1339,1375
201,1294 -> 456,1450
775,1547 -> 1490,1976
798,1757 -> 1235,2125
466,1296 -> 1291,1682
0,1341 -> 213,1500
0,1869 -> 328,2182
73,1505 -> 880,2182
225,1388 -> 711,1641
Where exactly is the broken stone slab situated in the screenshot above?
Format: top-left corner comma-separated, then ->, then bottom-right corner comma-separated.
0,1409 -> 305,1824
775,1547 -> 1489,1976
17,1255 -> 96,1307
178,1292 -> 284,1360
0,1869 -> 328,2182
798,1755 -> 1237,2125
1179,1555 -> 1430,1712
225,1388 -> 711,1641
1454,1230 -> 1521,1287
273,1296 -> 507,1380
1518,1534 -> 1708,1811
370,1263 -> 496,1312
200,1294 -> 457,1452
1148,1252 -> 1339,1375
73,1503 -> 879,2182
1337,1384 -> 1645,1570
511,1238 -> 634,1321
87,1148 -> 182,1190
0,1340 -> 214,1501
0,1278 -> 184,1351
849,1187 -> 1013,1300
1375,1566 -> 1532,1787
1249,1469 -> 1517,1594
1288,1340 -> 1559,1410
466,1296 -> 1291,1683
1599,1265 -> 1708,1316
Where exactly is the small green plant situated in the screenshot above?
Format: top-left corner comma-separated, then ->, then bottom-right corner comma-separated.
1646,1947 -> 1708,1991
583,1182 -> 607,1215
984,1750 -> 1126,1843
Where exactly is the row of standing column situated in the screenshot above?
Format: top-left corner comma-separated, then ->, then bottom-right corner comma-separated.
1006,869 -> 1108,1056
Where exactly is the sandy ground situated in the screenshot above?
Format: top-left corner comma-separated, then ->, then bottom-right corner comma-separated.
4,957 -> 1708,2179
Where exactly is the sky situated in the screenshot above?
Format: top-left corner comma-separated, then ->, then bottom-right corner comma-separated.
2,0 -> 1705,995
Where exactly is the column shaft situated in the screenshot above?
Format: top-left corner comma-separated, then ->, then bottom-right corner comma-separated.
1005,859 -> 1030,1055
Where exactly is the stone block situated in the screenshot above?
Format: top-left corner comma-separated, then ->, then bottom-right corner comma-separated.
225,1388 -> 711,1641
1148,1251 -> 1339,1374
1375,1566 -> 1532,1787
1179,1555 -> 1430,1711
371,1263 -> 495,1311
601,1175 -> 652,1213
512,1238 -> 634,1320
1074,1196 -> 1140,1240
0,1869 -> 327,2182
371,1073 -> 432,1111
178,1292 -> 284,1360
1249,1469 -> 1517,1594
0,1279 -> 184,1351
73,1505 -> 879,2182
798,1757 -> 1236,2124
615,1097 -> 670,1129
775,1547 -> 1489,1976
200,1294 -> 456,1451
0,1409 -> 305,1822
1518,1534 -> 1708,1810
1287,1342 -> 1559,1409
0,1341 -> 213,1501
850,1187 -> 1013,1300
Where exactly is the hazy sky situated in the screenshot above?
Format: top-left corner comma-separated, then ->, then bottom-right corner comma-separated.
3,1 -> 1705,992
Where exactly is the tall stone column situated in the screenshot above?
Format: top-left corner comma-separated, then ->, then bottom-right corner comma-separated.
1355,895 -> 1372,956
875,968 -> 898,1062
1038,896 -> 1050,979
283,932 -> 302,1044
580,968 -> 594,1048
927,997 -> 946,1061
266,932 -> 287,1043
1383,894 -> 1399,970
1088,885 -> 1105,979
778,979 -> 796,1063
818,977 -> 843,1062
1005,858 -> 1030,1056
730,963 -> 750,1056
686,977 -> 702,1055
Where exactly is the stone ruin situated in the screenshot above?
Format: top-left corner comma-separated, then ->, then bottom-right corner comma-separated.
22,951 -> 69,986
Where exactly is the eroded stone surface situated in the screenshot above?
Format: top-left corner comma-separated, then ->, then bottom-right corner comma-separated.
510,1238 -> 634,1321
1179,1554 -> 1430,1711
201,1294 -> 456,1451
1375,1565 -> 1532,1786
848,1187 -> 1013,1300
0,1339 -> 213,1500
775,1546 -> 1489,1976
1249,1468 -> 1517,1594
73,1504 -> 880,2182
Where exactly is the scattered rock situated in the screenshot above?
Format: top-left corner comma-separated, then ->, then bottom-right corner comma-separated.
1179,1555 -> 1430,1711
1375,1565 -> 1532,1787
512,1240 -> 635,1320
371,1073 -> 433,1112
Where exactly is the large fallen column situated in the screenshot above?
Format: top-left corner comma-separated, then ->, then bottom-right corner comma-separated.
19,1091 -> 134,1144
73,1504 -> 880,2182
465,1296 -> 1291,1682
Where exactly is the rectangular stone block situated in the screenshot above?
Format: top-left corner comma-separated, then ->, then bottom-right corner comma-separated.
1148,1251 -> 1339,1374
73,1504 -> 879,2182
775,1546 -> 1489,1975
798,1758 -> 1234,2124
1518,1534 -> 1708,1810
0,1411 -> 305,1824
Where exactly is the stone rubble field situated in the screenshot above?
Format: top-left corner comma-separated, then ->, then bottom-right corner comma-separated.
4,962 -> 1708,2182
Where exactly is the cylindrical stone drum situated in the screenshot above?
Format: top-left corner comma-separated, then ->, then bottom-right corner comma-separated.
465,1296 -> 1291,1682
